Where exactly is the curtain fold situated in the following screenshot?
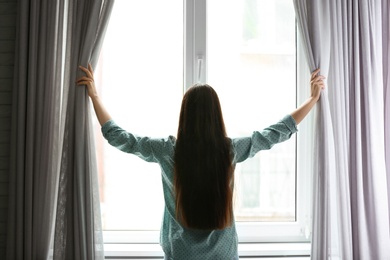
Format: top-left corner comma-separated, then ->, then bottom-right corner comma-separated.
7,0 -> 114,259
294,0 -> 390,259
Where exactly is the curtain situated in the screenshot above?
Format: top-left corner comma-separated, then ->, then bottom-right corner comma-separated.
7,1 -> 67,259
7,0 -> 114,259
383,0 -> 390,223
54,0 -> 114,259
294,1 -> 390,259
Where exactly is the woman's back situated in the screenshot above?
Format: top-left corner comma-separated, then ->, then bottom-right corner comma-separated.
101,114 -> 298,259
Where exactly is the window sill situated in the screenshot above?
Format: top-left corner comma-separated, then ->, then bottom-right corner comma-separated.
104,242 -> 311,259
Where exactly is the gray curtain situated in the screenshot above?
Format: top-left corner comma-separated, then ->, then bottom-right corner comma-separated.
7,0 -> 114,259
7,1 -> 67,259
294,1 -> 390,259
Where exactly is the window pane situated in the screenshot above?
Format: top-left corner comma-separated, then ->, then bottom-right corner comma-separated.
208,0 -> 296,221
95,0 -> 183,230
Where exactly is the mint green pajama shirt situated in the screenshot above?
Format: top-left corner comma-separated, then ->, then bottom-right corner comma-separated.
101,114 -> 298,260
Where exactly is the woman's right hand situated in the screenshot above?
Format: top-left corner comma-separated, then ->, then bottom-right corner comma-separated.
290,68 -> 326,124
76,63 -> 98,98
310,68 -> 325,102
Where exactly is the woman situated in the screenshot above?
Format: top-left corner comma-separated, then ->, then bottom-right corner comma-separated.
77,64 -> 325,260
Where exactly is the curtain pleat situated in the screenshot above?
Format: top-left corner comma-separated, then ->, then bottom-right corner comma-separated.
383,0 -> 390,228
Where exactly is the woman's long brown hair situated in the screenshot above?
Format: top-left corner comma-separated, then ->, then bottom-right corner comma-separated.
174,84 -> 233,230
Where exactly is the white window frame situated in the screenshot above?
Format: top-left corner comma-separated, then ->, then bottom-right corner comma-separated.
103,0 -> 314,257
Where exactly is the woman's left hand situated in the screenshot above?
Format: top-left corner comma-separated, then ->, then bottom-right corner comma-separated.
76,63 -> 98,98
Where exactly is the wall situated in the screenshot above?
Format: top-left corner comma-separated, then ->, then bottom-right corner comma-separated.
0,0 -> 16,257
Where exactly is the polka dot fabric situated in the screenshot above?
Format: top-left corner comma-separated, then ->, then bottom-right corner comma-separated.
102,115 -> 298,259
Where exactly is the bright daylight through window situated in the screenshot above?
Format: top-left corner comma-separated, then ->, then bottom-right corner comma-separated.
94,0 -> 298,239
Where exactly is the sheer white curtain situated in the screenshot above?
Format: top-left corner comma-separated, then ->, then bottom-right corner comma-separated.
383,0 -> 390,222
7,0 -> 114,259
294,1 -> 390,259
54,0 -> 114,259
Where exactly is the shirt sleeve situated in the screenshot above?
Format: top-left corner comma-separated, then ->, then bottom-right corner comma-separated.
101,119 -> 175,163
231,114 -> 298,163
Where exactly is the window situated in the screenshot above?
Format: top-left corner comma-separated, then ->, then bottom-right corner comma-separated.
95,0 -> 183,231
94,0 -> 313,254
207,0 -> 296,223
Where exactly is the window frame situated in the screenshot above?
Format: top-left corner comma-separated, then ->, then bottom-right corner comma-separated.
102,0 -> 314,254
